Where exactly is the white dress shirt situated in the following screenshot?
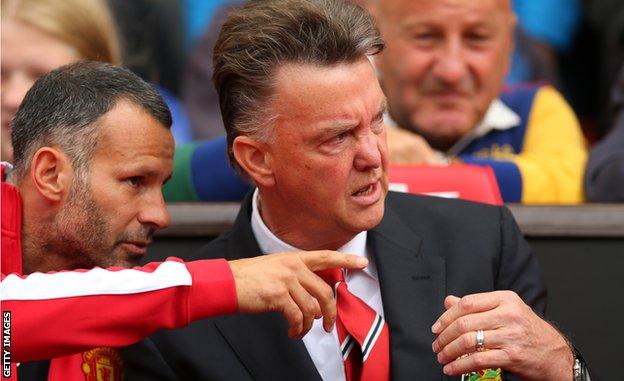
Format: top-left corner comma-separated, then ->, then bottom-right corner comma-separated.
250,189 -> 385,381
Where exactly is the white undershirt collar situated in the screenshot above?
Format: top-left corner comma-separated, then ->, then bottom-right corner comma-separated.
250,188 -> 377,280
446,98 -> 520,156
249,188 -> 383,381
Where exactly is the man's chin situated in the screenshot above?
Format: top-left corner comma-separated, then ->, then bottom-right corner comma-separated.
353,202 -> 385,233
111,249 -> 145,268
414,119 -> 473,150
114,257 -> 142,268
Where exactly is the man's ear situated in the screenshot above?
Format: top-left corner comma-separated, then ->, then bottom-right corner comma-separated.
30,147 -> 74,202
232,136 -> 276,187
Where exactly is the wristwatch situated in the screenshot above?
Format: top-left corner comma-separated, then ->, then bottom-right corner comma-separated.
572,347 -> 591,381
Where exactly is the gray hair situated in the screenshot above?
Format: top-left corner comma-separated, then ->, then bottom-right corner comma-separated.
213,0 -> 384,174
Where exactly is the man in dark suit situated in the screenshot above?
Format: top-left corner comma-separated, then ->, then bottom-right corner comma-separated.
124,0 -> 585,379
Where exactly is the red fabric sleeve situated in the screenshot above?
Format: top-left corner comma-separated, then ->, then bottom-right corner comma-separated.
1,258 -> 236,362
186,259 -> 238,322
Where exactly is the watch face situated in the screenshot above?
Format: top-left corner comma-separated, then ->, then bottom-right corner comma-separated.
573,359 -> 582,380
573,357 -> 591,381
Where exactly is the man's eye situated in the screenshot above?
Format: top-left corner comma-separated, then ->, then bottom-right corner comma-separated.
334,132 -> 348,142
414,33 -> 434,40
465,32 -> 491,43
411,32 -> 438,45
126,176 -> 142,187
326,132 -> 350,146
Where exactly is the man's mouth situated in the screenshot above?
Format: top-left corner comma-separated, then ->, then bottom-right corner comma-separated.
351,180 -> 382,206
353,183 -> 375,196
121,241 -> 151,255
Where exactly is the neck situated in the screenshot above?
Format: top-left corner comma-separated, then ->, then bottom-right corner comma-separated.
257,191 -> 355,251
21,217 -> 58,274
19,187 -> 66,274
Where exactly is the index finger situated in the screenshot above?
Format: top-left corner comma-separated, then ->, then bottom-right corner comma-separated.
299,251 -> 368,271
431,292 -> 502,334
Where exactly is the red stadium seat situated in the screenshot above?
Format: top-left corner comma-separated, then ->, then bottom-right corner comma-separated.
389,164 -> 503,205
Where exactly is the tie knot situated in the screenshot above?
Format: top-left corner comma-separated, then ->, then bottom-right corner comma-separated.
317,267 -> 345,286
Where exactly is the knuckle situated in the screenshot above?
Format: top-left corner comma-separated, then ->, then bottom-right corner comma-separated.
319,251 -> 331,261
283,304 -> 296,319
458,296 -> 475,312
303,299 -> 317,315
503,290 -> 521,303
319,285 -> 334,303
438,315 -> 449,327
521,302 -> 534,314
444,362 -> 457,374
291,310 -> 303,326
499,305 -> 514,321
285,257 -> 299,270
505,307 -> 527,326
461,333 -> 474,350
273,284 -> 290,300
504,346 -> 521,363
280,271 -> 297,284
323,291 -> 337,308
456,316 -> 471,333
260,287 -> 278,304
508,326 -> 523,341
438,348 -> 451,363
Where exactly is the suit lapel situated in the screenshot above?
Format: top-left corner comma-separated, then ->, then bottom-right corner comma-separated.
217,192 -> 448,380
370,197 -> 447,380
215,192 -> 322,380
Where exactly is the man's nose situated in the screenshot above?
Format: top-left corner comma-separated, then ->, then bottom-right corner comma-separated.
138,190 -> 170,230
354,133 -> 382,172
431,37 -> 468,85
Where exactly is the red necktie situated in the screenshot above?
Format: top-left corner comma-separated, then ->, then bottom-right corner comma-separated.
320,268 -> 390,381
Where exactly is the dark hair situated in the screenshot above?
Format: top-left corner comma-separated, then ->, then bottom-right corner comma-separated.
11,60 -> 172,180
213,0 -> 384,173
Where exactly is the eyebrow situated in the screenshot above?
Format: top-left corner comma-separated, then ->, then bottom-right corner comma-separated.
374,99 -> 388,122
123,166 -> 170,181
316,98 -> 388,137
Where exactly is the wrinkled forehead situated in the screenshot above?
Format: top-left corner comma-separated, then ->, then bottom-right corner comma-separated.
271,59 -> 383,118
266,59 -> 385,143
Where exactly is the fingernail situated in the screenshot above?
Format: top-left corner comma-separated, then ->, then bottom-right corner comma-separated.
443,365 -> 451,375
431,321 -> 441,333
356,257 -> 368,266
432,340 -> 439,353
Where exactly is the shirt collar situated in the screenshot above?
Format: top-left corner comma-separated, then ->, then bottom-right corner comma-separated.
250,188 -> 375,279
447,98 -> 520,156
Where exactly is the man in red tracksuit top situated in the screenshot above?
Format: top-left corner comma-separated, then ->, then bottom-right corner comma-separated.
0,62 -> 366,381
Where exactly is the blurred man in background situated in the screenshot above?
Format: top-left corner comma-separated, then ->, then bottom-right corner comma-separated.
370,0 -> 588,204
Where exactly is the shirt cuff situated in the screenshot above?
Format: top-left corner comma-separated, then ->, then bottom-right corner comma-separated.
186,259 -> 237,321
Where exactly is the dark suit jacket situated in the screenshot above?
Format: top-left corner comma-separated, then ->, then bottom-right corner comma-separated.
123,191 -> 546,380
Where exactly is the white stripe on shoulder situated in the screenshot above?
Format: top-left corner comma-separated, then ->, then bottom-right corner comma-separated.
1,261 -> 192,301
